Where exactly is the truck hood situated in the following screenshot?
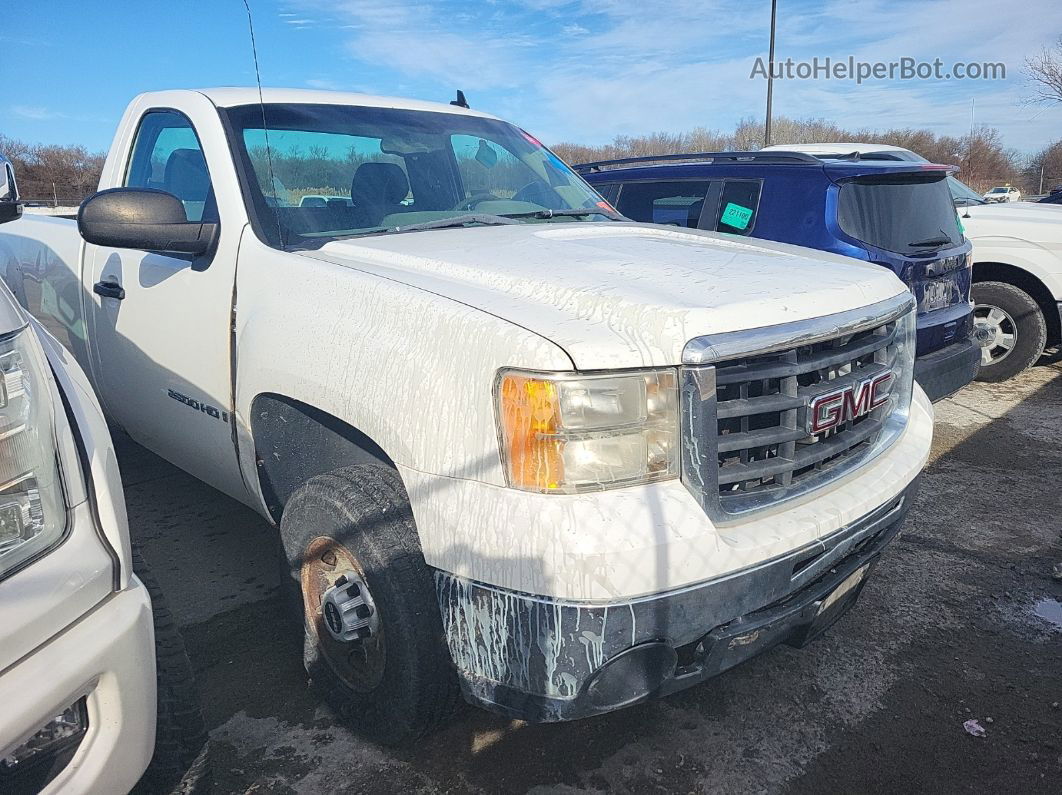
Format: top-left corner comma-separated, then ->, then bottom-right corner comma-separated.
303,223 -> 907,369
961,202 -> 1062,246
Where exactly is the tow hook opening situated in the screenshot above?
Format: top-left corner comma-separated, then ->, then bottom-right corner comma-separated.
584,642 -> 678,711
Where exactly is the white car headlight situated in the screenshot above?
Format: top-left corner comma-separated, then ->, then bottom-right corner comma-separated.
495,368 -> 679,493
0,326 -> 66,578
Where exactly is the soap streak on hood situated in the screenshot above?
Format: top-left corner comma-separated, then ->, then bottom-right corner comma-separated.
301,223 -> 907,369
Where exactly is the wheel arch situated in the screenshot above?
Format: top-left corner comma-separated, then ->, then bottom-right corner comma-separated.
972,261 -> 1061,346
249,392 -> 395,523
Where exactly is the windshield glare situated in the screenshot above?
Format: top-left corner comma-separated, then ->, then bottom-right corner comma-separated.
222,103 -> 611,249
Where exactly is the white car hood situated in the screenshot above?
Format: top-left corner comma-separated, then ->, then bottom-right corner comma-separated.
303,223 -> 907,369
960,202 -> 1062,245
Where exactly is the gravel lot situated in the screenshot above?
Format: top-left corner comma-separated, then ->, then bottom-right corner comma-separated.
129,357 -> 1062,794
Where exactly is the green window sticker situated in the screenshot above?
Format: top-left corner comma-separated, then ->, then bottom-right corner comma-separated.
956,212 -> 965,236
720,201 -> 754,230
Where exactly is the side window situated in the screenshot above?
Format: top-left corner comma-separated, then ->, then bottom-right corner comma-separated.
594,182 -> 621,205
125,110 -> 213,222
714,180 -> 762,235
613,181 -> 710,228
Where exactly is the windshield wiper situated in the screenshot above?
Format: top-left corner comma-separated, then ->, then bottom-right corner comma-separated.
499,208 -> 622,221
296,209 -> 619,248
908,235 -> 953,248
384,213 -> 520,233
324,214 -> 519,242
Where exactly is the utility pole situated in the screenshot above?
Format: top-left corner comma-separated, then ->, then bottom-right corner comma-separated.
764,0 -> 778,148
1040,165 -> 1045,195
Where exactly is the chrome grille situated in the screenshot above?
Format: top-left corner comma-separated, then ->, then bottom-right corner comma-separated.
680,294 -> 916,521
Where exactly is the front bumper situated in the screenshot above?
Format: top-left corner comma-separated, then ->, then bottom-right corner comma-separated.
914,337 -> 980,401
0,578 -> 156,794
436,477 -> 919,722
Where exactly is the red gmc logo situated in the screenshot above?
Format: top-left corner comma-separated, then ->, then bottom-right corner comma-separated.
807,372 -> 893,434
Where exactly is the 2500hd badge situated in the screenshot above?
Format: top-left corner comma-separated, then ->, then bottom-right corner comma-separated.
168,388 -> 230,423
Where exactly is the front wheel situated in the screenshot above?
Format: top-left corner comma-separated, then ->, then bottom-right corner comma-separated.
278,464 -> 460,745
971,281 -> 1047,382
132,549 -> 210,792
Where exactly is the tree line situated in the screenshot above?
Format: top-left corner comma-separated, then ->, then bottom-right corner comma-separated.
3,117 -> 1060,206
552,117 -> 1062,195
0,133 -> 105,205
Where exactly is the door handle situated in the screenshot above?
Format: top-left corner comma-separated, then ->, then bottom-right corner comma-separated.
93,280 -> 125,300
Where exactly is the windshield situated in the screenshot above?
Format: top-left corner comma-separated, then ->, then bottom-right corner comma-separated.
987,187 -> 1008,194
221,103 -> 613,249
949,176 -> 984,206
836,173 -> 964,254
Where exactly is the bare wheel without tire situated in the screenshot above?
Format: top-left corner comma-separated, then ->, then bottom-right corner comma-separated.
278,464 -> 460,745
971,281 -> 1046,382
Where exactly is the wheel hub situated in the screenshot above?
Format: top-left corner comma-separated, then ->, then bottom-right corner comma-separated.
973,303 -> 1017,365
300,536 -> 386,691
320,572 -> 378,642
972,323 -> 996,348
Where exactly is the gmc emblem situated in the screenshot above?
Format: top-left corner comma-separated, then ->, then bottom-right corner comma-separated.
807,372 -> 893,434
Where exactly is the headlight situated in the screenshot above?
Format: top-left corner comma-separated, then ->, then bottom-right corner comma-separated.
0,327 -> 65,578
890,307 -> 917,417
496,368 -> 679,493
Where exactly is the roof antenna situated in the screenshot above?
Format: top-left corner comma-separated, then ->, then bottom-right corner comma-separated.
450,90 -> 470,109
242,0 -> 284,244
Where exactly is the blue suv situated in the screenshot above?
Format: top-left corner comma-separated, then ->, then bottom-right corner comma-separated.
577,152 -> 979,402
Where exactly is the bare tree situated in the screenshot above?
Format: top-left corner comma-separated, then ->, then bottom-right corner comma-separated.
551,115 -> 1020,192
1024,139 -> 1062,194
1023,36 -> 1062,105
0,134 -> 106,204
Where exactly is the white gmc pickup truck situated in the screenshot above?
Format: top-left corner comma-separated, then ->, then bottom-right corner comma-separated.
0,88 -> 932,743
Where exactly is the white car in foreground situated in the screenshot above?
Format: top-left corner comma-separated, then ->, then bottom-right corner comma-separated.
0,155 -> 204,793
764,143 -> 1062,381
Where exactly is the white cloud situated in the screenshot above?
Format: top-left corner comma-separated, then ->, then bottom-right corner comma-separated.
11,105 -> 63,121
285,0 -> 1060,152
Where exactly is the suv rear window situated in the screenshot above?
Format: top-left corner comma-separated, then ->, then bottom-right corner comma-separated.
836,173 -> 962,254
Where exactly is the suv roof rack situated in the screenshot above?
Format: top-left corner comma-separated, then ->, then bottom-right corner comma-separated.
572,150 -> 824,173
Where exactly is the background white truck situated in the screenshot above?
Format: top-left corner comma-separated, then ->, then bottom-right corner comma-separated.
0,155 -> 204,793
0,89 -> 932,743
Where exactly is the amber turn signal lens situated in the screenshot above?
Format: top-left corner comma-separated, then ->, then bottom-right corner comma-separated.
496,369 -> 679,494
498,373 -> 564,491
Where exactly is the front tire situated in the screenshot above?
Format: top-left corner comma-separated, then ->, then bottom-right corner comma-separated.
971,281 -> 1047,382
132,549 -> 210,793
278,464 -> 460,745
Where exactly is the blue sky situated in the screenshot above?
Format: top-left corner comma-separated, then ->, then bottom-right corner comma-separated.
2,0 -> 1058,154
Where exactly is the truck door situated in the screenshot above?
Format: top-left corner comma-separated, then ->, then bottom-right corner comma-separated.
85,105 -> 250,503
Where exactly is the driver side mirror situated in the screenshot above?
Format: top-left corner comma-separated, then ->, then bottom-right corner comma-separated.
0,159 -> 23,225
78,188 -> 219,259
